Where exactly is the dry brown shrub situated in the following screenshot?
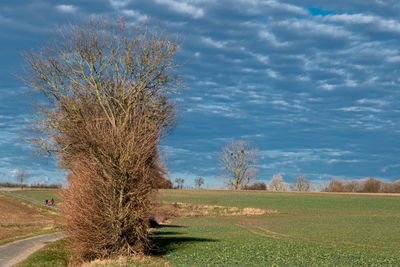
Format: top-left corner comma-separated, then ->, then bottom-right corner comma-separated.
22,19 -> 181,262
60,109 -> 165,261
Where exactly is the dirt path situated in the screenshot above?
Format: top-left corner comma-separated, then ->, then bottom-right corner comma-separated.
0,190 -> 62,266
0,232 -> 66,267
0,190 -> 59,209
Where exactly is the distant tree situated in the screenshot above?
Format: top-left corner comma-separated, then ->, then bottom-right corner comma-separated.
360,177 -> 382,193
325,178 -> 346,192
158,179 -> 173,189
219,140 -> 258,190
393,180 -> 400,193
194,177 -> 204,189
15,169 -> 27,189
292,175 -> 312,192
381,182 -> 393,193
345,180 -> 360,192
268,174 -> 286,191
175,178 -> 185,189
316,182 -> 326,192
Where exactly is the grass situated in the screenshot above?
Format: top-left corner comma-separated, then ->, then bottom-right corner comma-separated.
0,191 -> 59,245
151,190 -> 400,266
16,238 -> 68,267
13,189 -> 61,204
16,189 -> 400,266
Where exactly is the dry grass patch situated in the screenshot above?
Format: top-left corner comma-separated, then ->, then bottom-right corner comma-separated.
151,202 -> 278,224
0,193 -> 56,241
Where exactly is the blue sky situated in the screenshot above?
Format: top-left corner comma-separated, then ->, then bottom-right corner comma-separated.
1,0 -> 400,188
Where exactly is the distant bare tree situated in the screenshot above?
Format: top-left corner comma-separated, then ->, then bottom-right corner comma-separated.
360,177 -> 382,193
381,182 -> 393,193
15,169 -> 27,189
268,174 -> 287,191
325,178 -> 346,192
175,178 -> 185,189
194,177 -> 204,189
393,180 -> 400,193
345,180 -> 360,192
219,140 -> 258,190
292,175 -> 312,192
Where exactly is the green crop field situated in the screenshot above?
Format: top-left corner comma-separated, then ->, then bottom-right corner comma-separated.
154,190 -> 400,266
19,189 -> 400,266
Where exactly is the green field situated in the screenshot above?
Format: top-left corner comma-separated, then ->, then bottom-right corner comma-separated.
13,189 -> 61,204
18,189 -> 400,266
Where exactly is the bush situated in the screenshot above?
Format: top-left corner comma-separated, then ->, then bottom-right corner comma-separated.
243,182 -> 267,190
22,20 -> 181,262
323,177 -> 400,193
158,179 -> 173,189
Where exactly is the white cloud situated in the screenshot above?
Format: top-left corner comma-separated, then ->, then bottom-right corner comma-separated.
201,36 -> 227,49
121,9 -> 148,21
357,98 -> 388,106
189,96 -> 203,101
337,106 -> 382,113
161,145 -> 191,155
266,69 -> 279,79
258,30 -> 289,47
324,13 -> 400,34
154,0 -> 204,18
109,0 -> 130,8
265,0 -> 307,15
278,19 -> 351,38
55,5 -> 78,13
387,56 -> 400,63
239,0 -> 306,15
381,164 -> 400,173
327,159 -> 361,164
320,83 -> 336,91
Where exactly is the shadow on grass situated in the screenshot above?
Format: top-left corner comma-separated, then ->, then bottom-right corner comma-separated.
152,231 -> 184,236
149,225 -> 218,256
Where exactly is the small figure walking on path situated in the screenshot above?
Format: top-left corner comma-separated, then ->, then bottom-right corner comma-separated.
45,199 -> 48,205
51,198 -> 54,205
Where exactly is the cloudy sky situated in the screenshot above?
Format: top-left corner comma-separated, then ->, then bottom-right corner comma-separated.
1,0 -> 400,187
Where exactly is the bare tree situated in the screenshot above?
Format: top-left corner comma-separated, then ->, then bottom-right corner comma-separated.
21,19 -> 181,261
219,140 -> 258,190
292,175 -> 312,192
268,174 -> 287,191
15,169 -> 27,189
325,178 -> 346,192
175,178 -> 184,189
393,180 -> 400,193
194,177 -> 204,189
360,177 -> 382,193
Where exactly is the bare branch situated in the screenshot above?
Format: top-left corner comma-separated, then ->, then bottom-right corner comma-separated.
218,141 -> 258,190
